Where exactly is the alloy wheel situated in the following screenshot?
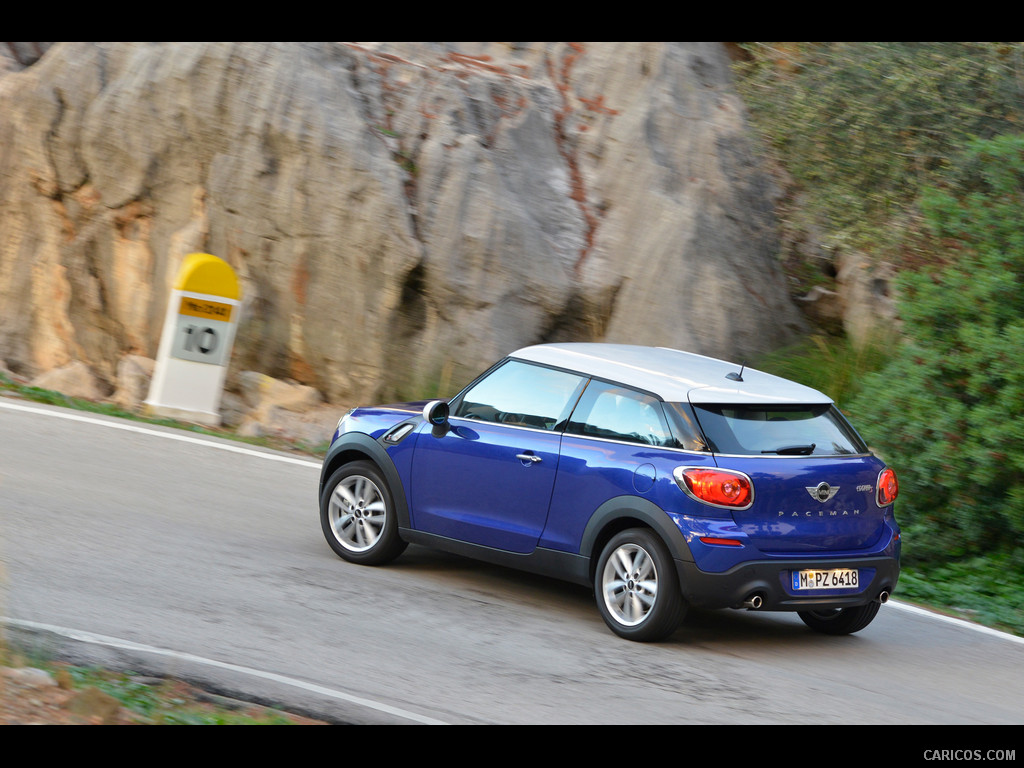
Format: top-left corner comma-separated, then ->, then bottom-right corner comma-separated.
601,542 -> 659,627
328,474 -> 387,553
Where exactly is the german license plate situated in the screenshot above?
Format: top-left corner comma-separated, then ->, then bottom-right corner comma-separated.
793,568 -> 859,590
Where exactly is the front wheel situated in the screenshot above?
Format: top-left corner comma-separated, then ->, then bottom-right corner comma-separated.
320,461 -> 407,565
594,529 -> 686,642
798,602 -> 880,635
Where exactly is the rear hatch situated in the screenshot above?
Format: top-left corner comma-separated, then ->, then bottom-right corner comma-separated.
690,402 -> 887,553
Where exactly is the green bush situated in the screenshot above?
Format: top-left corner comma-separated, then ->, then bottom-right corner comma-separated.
848,134 -> 1024,563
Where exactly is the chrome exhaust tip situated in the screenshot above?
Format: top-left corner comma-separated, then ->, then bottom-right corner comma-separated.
742,594 -> 764,610
878,590 -> 890,604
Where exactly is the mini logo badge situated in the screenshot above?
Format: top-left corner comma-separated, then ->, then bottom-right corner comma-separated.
806,482 -> 839,503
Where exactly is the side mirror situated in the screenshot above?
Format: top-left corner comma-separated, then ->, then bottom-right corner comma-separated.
423,400 -> 450,429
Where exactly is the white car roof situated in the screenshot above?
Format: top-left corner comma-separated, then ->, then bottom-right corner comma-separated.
509,343 -> 832,405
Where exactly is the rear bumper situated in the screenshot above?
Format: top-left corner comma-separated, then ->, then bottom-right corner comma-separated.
675,555 -> 900,611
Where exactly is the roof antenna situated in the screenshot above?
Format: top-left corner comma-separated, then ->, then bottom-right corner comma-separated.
726,362 -> 746,382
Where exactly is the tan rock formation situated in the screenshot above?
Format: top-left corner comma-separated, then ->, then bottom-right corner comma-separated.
0,42 -> 806,406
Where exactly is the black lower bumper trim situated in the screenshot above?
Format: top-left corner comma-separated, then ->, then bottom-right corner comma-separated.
676,556 -> 900,612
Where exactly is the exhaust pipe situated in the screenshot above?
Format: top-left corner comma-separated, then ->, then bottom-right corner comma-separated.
742,594 -> 763,610
877,590 -> 890,604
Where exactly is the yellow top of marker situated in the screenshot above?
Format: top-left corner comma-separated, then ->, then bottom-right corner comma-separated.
173,253 -> 240,300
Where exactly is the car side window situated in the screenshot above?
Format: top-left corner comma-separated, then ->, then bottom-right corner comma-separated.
454,360 -> 586,431
567,382 -> 676,447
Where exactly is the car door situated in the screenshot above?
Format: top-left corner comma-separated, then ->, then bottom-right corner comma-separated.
544,381 -> 687,552
409,359 -> 586,553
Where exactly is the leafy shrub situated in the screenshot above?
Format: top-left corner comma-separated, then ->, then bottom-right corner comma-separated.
848,134 -> 1024,563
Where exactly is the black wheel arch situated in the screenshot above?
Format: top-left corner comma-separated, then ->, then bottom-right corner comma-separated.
579,495 -> 694,584
320,432 -> 411,528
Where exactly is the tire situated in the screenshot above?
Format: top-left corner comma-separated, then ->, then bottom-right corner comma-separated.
320,461 -> 407,565
594,528 -> 686,642
798,602 -> 880,635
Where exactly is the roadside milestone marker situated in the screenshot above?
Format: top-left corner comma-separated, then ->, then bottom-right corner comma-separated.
145,253 -> 241,426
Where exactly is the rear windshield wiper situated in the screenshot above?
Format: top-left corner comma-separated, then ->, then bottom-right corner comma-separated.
761,443 -> 816,455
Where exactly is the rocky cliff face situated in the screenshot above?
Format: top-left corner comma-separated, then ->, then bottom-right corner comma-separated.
0,42 -> 806,406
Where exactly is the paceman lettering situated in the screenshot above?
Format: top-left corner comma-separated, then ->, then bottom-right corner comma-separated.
778,509 -> 861,517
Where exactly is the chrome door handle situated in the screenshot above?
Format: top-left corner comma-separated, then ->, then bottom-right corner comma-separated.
516,453 -> 542,463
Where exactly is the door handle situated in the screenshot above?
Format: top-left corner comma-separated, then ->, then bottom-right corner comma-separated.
516,453 -> 542,464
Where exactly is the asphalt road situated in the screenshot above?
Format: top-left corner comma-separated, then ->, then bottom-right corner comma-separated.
2,396 -> 1023,725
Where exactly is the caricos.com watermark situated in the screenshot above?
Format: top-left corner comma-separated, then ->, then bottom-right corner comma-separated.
924,750 -> 1015,761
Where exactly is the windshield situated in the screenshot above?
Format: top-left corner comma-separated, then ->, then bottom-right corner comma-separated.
688,403 -> 869,457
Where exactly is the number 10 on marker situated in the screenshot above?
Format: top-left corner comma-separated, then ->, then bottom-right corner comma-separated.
171,317 -> 231,365
181,324 -> 218,354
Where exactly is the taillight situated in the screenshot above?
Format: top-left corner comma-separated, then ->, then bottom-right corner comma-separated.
877,468 -> 898,507
674,467 -> 754,510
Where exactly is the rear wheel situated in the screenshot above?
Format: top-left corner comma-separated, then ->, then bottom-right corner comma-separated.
594,529 -> 686,642
798,602 -> 880,635
320,461 -> 407,565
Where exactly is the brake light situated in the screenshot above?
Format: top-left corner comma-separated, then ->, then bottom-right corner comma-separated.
674,467 -> 753,509
877,468 -> 898,507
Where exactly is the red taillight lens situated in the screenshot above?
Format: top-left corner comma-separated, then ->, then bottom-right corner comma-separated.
675,468 -> 753,509
877,468 -> 898,506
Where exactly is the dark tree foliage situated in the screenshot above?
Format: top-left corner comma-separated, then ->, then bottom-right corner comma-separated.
848,135 -> 1024,561
735,42 -> 1024,242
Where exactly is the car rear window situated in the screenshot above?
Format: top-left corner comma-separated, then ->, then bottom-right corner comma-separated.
688,403 -> 869,456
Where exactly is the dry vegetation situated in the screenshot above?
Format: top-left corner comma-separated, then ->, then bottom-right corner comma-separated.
0,657 -> 327,725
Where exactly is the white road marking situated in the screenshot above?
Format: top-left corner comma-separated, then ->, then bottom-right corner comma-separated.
0,398 -> 320,468
886,600 -> 1024,644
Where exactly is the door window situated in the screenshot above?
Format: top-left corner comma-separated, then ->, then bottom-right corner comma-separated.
454,360 -> 586,431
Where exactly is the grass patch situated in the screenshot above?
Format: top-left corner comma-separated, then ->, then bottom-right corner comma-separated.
754,332 -> 896,408
60,665 -> 303,725
897,554 -> 1024,636
0,649 -> 321,724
